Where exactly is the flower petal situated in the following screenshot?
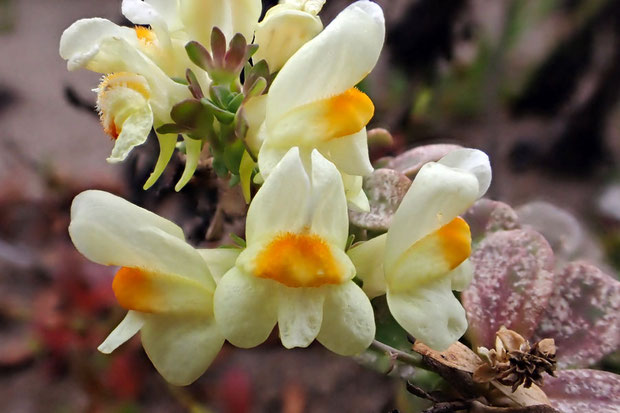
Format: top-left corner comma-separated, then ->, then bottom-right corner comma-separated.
112,266 -> 213,315
318,128 -> 373,176
344,173 -> 370,212
179,0 -> 261,48
386,217 -> 471,291
317,281 -> 375,355
213,268 -> 278,348
309,150 -> 349,247
438,148 -> 491,198
59,18 -> 138,71
277,286 -> 324,348
385,162 -> 479,275
197,248 -> 241,283
387,278 -> 468,350
449,259 -> 473,292
347,234 -> 387,299
143,132 -> 178,189
69,191 -> 213,287
107,103 -> 154,163
247,147 -> 310,244
266,0 -> 384,123
98,311 -> 145,354
268,88 -> 374,147
141,314 -> 224,386
254,6 -> 323,72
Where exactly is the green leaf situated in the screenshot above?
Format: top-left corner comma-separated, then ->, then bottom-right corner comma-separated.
185,41 -> 213,72
170,99 -> 203,127
185,68 -> 203,99
223,139 -> 245,174
156,123 -> 186,135
227,92 -> 244,112
229,233 -> 246,248
201,98 -> 235,124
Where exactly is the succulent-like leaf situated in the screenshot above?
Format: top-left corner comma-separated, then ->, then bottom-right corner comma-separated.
225,33 -> 248,72
463,199 -> 521,240
542,369 -> 620,413
516,201 -> 585,262
462,229 -> 555,349
532,261 -> 620,368
185,68 -> 204,99
185,41 -> 214,72
201,98 -> 235,124
210,27 -> 227,67
170,99 -> 204,127
386,144 -> 462,178
348,169 -> 411,231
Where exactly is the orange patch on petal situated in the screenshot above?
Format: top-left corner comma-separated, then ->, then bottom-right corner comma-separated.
135,26 -> 156,45
254,232 -> 344,288
436,217 -> 471,270
113,267 -> 159,313
324,88 -> 374,140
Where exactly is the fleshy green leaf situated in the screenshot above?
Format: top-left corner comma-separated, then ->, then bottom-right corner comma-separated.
462,229 -> 555,349
349,169 -> 411,231
185,41 -> 213,72
532,261 -> 620,368
185,68 -> 204,99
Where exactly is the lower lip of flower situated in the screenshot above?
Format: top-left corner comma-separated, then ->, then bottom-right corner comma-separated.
254,232 -> 344,288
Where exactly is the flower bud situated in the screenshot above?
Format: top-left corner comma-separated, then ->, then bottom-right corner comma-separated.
253,0 -> 325,72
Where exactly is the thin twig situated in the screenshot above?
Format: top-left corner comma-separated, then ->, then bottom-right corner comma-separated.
370,339 -> 423,368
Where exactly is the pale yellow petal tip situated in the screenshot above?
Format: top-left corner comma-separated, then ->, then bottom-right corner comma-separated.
436,217 -> 472,270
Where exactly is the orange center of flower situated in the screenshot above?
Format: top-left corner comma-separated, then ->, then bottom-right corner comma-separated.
135,26 -> 156,45
254,232 -> 344,288
96,72 -> 150,140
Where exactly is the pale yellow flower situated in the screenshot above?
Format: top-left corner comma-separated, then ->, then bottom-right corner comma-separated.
69,190 -> 223,385
349,149 -> 492,350
213,148 -> 375,355
254,1 -> 385,211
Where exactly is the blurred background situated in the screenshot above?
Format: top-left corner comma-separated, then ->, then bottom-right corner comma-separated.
0,0 -> 619,411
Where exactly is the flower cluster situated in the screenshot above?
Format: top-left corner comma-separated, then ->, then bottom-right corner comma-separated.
62,0 -> 491,385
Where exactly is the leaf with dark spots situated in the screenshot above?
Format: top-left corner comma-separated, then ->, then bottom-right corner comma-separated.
386,144 -> 461,178
532,262 -> 620,368
348,169 -> 411,231
464,199 -> 521,241
542,369 -> 620,413
462,229 -> 555,349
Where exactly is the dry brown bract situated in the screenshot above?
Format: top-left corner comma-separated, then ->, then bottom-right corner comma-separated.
474,327 -> 557,392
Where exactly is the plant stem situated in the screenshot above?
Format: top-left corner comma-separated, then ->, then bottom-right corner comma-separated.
370,339 -> 424,368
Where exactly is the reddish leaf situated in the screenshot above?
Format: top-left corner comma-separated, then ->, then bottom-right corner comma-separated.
348,169 -> 411,231
533,261 -> 620,368
516,201 -> 584,261
542,369 -> 620,413
386,144 -> 462,178
462,229 -> 555,348
464,199 -> 521,240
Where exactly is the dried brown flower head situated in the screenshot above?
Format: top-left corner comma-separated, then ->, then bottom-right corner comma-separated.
474,327 -> 557,392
